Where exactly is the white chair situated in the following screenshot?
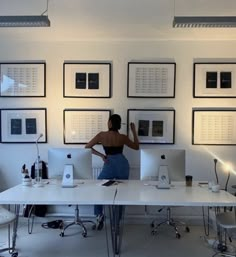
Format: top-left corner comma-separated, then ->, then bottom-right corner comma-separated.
0,205 -> 18,257
214,210 -> 236,257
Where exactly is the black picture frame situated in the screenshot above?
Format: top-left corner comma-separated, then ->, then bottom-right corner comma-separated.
193,62 -> 236,98
63,62 -> 112,98
127,108 -> 175,144
0,108 -> 47,143
127,62 -> 176,98
63,109 -> 111,144
0,62 -> 46,97
192,108 -> 236,145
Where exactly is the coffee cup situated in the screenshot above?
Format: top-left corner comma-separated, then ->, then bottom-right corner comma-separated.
208,181 -> 215,190
185,175 -> 193,187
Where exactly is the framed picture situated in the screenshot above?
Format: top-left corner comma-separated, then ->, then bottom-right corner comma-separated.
0,62 -> 46,97
192,108 -> 236,145
0,108 -> 47,143
127,109 -> 175,144
127,62 -> 176,98
64,109 -> 111,144
63,62 -> 112,98
193,62 -> 236,98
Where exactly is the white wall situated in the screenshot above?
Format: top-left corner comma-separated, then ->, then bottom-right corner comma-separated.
1,40 -> 236,189
0,39 -> 236,220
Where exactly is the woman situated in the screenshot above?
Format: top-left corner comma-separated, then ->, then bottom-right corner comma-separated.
85,114 -> 139,230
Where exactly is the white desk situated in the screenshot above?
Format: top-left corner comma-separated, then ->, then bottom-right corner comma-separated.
0,179 -> 117,205
114,180 -> 236,207
0,179 -> 118,256
1,179 -> 236,257
110,180 -> 236,255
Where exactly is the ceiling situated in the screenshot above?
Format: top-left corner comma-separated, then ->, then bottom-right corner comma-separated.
0,0 -> 236,42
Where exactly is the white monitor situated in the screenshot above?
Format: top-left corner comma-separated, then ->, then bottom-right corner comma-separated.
48,148 -> 92,179
140,148 -> 185,181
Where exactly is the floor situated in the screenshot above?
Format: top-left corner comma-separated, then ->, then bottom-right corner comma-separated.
0,217 -> 235,257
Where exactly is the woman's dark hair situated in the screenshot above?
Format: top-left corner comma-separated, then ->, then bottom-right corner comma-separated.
109,114 -> 121,131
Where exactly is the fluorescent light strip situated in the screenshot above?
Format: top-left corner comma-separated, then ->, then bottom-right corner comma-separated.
0,16 -> 50,27
173,16 -> 236,28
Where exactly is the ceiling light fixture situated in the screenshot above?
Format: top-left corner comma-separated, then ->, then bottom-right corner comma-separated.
0,0 -> 50,27
173,16 -> 236,28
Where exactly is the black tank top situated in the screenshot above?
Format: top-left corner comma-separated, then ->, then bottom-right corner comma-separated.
103,146 -> 124,155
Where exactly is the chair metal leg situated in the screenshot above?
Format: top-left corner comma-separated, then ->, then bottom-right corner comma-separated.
28,205 -> 35,234
0,205 -> 19,257
151,207 -> 189,239
213,226 -> 236,257
59,205 -> 96,238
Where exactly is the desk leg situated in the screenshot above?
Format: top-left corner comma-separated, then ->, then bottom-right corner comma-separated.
11,205 -> 20,253
109,205 -> 125,256
202,206 -> 210,237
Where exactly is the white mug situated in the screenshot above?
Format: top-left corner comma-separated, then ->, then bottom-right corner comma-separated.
211,184 -> 220,193
208,181 -> 215,190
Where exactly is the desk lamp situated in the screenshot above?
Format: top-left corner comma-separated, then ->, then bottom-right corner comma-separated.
213,159 -> 233,191
35,133 -> 43,187
214,158 -> 219,184
224,164 -> 233,192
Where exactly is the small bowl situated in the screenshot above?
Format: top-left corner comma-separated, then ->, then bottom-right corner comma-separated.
211,184 -> 220,193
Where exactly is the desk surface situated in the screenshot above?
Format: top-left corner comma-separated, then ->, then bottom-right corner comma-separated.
115,180 -> 236,207
0,179 -> 236,207
0,179 -> 117,205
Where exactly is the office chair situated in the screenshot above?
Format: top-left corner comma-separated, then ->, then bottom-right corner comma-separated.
0,205 -> 18,257
150,206 -> 190,238
59,205 -> 96,237
140,148 -> 189,238
213,210 -> 236,257
149,156 -> 189,239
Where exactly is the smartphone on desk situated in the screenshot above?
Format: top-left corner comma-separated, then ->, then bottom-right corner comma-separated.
102,180 -> 116,187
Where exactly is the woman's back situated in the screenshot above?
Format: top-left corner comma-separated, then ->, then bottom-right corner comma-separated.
98,130 -> 126,147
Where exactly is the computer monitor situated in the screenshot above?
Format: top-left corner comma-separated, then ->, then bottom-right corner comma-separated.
140,148 -> 185,181
48,148 -> 92,179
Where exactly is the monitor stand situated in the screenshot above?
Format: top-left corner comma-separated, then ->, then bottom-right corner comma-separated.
157,165 -> 170,189
61,164 -> 76,188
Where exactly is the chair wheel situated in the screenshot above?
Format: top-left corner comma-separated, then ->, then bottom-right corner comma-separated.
176,233 -> 181,239
217,243 -> 227,252
151,230 -> 157,235
82,231 -> 87,237
60,232 -> 64,237
12,252 -> 18,257
185,226 -> 190,232
92,224 -> 96,230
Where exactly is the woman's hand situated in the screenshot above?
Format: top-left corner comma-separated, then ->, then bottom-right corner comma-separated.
102,155 -> 108,163
129,122 -> 139,150
130,122 -> 136,133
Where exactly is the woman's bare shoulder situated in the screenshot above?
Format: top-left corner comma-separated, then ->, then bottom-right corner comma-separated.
97,131 -> 109,138
99,131 -> 108,135
119,133 -> 128,141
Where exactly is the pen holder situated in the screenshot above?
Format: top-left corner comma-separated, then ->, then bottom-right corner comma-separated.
22,177 -> 32,186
